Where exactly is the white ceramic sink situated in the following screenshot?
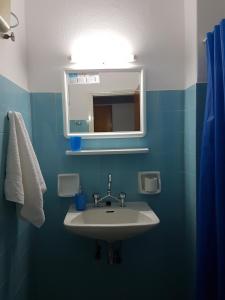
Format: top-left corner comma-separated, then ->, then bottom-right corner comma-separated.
64,202 -> 160,242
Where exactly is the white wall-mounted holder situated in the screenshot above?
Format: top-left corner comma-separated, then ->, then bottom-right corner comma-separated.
58,173 -> 80,197
138,171 -> 161,194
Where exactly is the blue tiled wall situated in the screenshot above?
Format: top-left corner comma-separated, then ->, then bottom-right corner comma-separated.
0,75 -> 33,300
184,83 -> 207,300
196,83 -> 207,181
30,90 -> 186,300
0,72 -> 206,300
184,85 -> 197,299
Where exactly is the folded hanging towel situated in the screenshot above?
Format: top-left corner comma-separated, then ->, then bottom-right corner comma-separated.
5,112 -> 47,228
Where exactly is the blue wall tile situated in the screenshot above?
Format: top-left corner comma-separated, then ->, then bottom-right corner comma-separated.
0,75 -> 33,300
0,77 -> 201,300
0,67 -> 207,300
30,90 -> 187,300
184,85 -> 197,300
196,83 -> 207,181
183,83 -> 206,300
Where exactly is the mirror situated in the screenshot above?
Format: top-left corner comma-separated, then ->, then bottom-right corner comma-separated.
63,68 -> 145,138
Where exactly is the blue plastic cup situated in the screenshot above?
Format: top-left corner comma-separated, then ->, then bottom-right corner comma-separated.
74,193 -> 87,211
70,137 -> 81,151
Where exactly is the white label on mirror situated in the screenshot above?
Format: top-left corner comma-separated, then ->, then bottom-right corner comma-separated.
68,73 -> 100,85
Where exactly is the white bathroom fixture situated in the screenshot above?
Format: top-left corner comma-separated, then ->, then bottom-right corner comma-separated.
0,12 -> 19,41
0,0 -> 10,33
64,201 -> 159,242
58,173 -> 80,197
0,16 -> 10,33
69,31 -> 135,66
138,171 -> 161,194
0,0 -> 19,41
70,53 -> 135,65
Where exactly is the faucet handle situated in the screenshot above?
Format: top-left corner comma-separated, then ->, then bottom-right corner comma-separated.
108,173 -> 112,182
119,192 -> 126,207
93,193 -> 100,206
119,192 -> 126,199
93,193 -> 100,199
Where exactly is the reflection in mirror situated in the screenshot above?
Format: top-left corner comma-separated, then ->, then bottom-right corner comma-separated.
93,93 -> 140,132
63,69 -> 145,138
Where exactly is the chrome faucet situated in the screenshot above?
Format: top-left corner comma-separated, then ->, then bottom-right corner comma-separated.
93,173 -> 126,207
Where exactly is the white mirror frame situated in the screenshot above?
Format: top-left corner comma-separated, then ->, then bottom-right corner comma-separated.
62,67 -> 146,139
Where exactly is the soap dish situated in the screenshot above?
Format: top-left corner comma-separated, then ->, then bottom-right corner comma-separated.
138,171 -> 161,194
58,173 -> 80,197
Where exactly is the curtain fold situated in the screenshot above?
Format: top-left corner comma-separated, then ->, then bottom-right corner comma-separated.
198,20 -> 225,300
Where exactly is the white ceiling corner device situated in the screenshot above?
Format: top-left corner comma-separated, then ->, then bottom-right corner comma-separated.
0,16 -> 10,33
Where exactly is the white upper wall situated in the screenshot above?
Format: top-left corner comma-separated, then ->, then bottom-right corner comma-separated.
197,0 -> 225,83
2,0 -> 224,91
0,0 -> 28,90
184,0 -> 225,86
26,0 -> 186,92
184,0 -> 197,88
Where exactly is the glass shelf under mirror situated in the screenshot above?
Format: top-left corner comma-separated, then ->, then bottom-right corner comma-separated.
65,148 -> 149,156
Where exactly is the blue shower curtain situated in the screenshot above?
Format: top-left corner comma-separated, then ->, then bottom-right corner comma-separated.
198,20 -> 225,300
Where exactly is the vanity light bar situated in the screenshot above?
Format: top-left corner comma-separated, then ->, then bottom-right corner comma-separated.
69,53 -> 136,64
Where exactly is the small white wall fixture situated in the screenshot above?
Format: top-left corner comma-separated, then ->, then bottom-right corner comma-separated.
0,0 -> 10,33
0,0 -> 19,42
58,173 -> 80,197
69,30 -> 135,67
138,172 -> 161,194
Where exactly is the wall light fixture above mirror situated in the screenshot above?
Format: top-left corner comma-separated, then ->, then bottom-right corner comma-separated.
63,68 -> 146,139
69,31 -> 136,67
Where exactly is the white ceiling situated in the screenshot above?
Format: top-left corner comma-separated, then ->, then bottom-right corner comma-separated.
26,0 -> 186,92
1,0 -> 224,92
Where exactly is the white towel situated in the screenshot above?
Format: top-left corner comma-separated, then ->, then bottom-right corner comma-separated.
5,112 -> 47,228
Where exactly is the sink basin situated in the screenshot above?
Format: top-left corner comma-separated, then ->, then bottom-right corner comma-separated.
64,202 -> 160,242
